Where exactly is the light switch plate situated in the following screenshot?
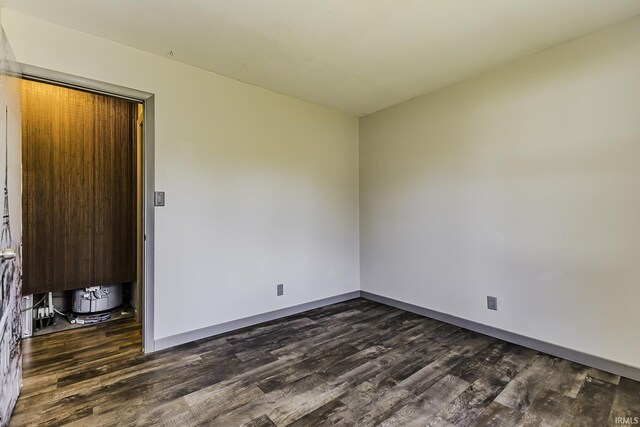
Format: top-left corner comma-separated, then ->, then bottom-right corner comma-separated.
154,191 -> 165,207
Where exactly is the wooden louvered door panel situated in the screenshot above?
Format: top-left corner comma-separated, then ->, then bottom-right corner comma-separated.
22,80 -> 136,295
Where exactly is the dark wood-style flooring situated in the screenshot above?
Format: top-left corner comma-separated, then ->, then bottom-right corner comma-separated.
10,298 -> 640,426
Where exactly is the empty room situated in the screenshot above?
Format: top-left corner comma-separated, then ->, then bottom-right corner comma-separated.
0,1 -> 639,426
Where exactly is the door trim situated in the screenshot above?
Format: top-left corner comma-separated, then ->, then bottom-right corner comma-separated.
19,64 -> 156,352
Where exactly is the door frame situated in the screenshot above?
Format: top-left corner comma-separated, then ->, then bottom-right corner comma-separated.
19,64 -> 156,352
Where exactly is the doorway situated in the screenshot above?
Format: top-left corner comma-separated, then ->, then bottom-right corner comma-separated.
18,66 -> 155,352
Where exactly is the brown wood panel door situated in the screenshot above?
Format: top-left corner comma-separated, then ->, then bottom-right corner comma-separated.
22,82 -> 96,293
22,80 -> 137,294
93,97 -> 136,286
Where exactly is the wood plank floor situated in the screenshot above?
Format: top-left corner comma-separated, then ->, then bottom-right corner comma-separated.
10,298 -> 640,426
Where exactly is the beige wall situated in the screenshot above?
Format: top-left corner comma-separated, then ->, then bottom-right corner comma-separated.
360,17 -> 640,368
1,10 -> 360,341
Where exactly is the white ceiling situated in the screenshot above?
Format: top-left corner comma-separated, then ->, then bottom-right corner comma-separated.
2,1 -> 640,116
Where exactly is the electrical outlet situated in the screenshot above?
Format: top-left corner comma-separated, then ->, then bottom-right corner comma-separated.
487,296 -> 498,311
277,284 -> 284,296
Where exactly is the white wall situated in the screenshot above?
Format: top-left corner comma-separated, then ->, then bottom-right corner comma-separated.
360,17 -> 640,369
4,7 -> 639,370
0,9 -> 360,341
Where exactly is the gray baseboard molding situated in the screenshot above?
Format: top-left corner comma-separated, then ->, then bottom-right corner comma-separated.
153,289 -> 640,381
154,291 -> 361,351
361,291 -> 640,382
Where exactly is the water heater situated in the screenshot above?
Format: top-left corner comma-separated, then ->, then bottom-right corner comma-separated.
72,284 -> 123,314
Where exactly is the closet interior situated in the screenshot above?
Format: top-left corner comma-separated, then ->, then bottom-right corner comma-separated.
20,79 -> 143,338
